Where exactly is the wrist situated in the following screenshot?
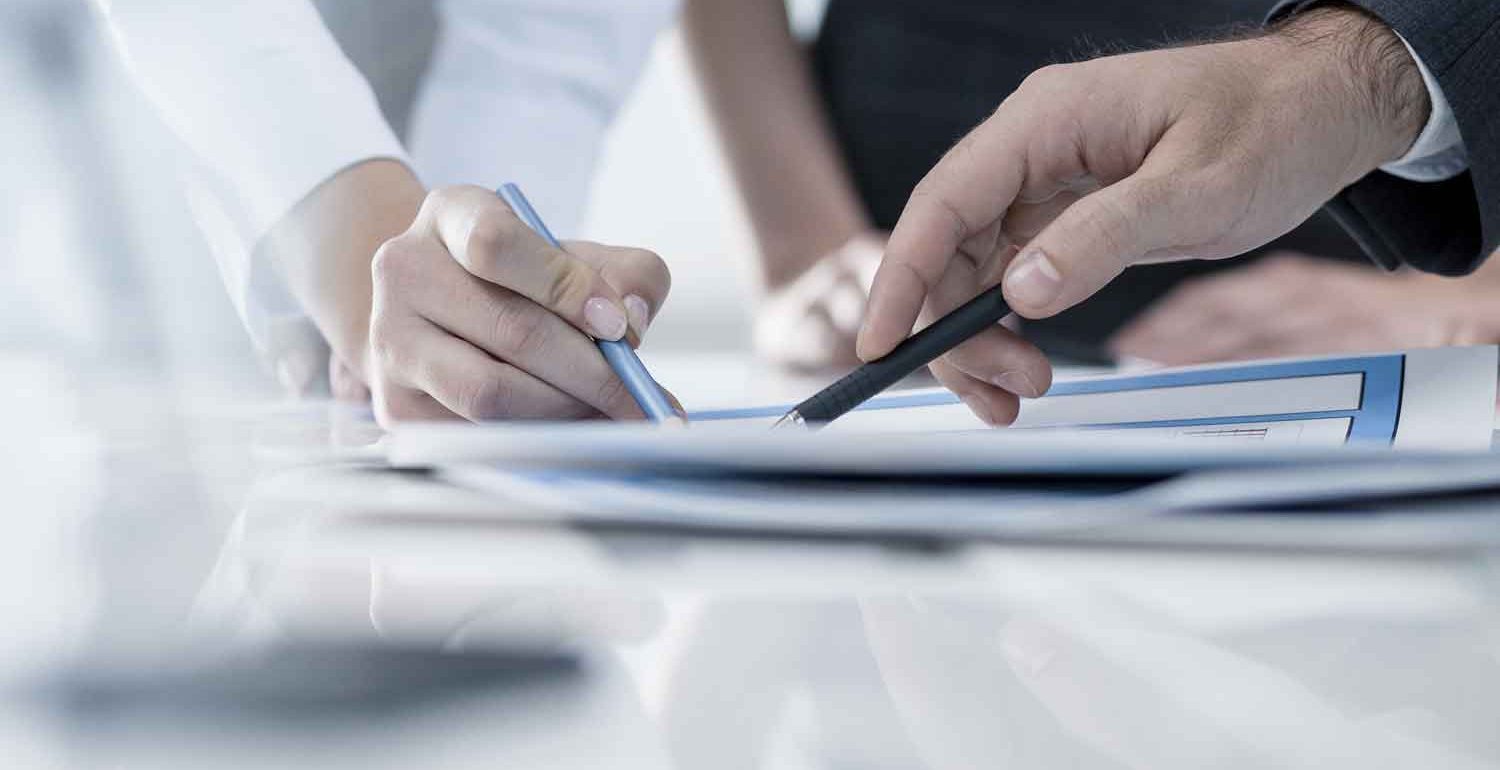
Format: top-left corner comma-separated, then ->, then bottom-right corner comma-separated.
261,159 -> 424,382
761,231 -> 884,312
1268,4 -> 1428,181
762,225 -> 878,291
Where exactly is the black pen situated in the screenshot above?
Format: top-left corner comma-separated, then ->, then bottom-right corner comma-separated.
774,286 -> 1012,428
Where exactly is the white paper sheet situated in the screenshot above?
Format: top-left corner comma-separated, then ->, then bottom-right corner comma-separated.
438,466 -> 1149,538
431,452 -> 1500,548
389,347 -> 1498,477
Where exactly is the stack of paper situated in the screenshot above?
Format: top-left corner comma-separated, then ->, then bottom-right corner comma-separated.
392,347 -> 1497,474
384,347 -> 1500,542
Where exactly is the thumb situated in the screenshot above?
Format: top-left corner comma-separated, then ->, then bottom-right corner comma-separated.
1002,174 -> 1184,319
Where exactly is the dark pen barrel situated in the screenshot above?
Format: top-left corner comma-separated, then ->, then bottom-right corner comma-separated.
790,287 -> 1012,424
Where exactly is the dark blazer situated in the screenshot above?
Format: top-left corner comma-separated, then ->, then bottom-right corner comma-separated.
1271,0 -> 1500,275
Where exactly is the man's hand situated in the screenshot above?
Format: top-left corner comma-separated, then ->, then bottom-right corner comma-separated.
856,5 -> 1429,425
367,185 -> 672,424
753,232 -> 884,371
1110,252 -> 1500,365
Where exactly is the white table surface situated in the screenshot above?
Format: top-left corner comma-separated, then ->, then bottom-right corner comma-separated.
4,351 -> 1500,769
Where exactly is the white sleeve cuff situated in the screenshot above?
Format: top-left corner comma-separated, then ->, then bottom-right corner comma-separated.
1379,33 -> 1469,183
99,0 -> 413,371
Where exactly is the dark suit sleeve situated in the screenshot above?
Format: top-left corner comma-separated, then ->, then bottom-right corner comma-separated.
1269,0 -> 1500,275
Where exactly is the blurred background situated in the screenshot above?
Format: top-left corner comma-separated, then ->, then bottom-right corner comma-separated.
0,0 -> 829,411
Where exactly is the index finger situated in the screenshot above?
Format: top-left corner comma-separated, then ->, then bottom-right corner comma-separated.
856,111 -> 1028,360
418,186 -> 631,342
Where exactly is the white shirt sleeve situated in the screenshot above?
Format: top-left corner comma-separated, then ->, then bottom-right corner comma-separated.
93,0 -> 409,377
1380,33 -> 1469,183
408,0 -> 679,238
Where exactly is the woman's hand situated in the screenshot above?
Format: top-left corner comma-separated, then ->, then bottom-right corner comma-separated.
753,232 -> 884,371
1110,252 -> 1500,365
263,163 -> 674,426
365,185 -> 672,425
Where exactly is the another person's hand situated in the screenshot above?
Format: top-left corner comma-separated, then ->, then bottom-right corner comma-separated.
367,185 -> 672,425
753,232 -> 884,371
856,5 -> 1429,425
1110,252 -> 1500,366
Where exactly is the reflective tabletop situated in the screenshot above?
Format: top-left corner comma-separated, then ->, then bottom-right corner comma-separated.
6,353 -> 1500,770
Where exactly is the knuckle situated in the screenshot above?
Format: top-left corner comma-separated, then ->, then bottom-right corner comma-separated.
895,260 -> 939,296
544,253 -> 598,310
907,184 -> 975,271
409,354 -> 444,397
462,214 -> 522,274
367,313 -> 403,371
370,236 -> 416,284
456,373 -> 513,420
420,186 -> 460,218
491,300 -> 552,361
1019,63 -> 1072,94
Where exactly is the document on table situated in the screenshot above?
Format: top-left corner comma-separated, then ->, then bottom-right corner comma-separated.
436,467 -> 1152,538
388,347 -> 1498,477
432,455 -> 1500,547
693,346 -> 1496,448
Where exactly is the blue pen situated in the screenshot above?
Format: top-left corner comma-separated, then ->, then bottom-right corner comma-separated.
496,183 -> 682,424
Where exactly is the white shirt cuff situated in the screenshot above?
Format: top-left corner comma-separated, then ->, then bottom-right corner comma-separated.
1380,33 -> 1469,183
101,0 -> 417,380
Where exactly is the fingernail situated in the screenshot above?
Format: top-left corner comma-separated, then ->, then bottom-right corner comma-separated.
1006,248 -> 1062,309
992,371 -> 1041,398
961,396 -> 994,426
584,297 -> 628,340
624,294 -> 651,336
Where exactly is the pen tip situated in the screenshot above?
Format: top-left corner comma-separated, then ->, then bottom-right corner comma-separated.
772,410 -> 806,430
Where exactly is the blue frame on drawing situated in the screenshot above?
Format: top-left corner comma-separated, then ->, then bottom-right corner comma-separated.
695,354 -> 1406,445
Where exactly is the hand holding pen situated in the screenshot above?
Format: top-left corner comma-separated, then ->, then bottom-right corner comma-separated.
364,183 -> 678,424
817,8 -> 1433,428
497,184 -> 681,423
